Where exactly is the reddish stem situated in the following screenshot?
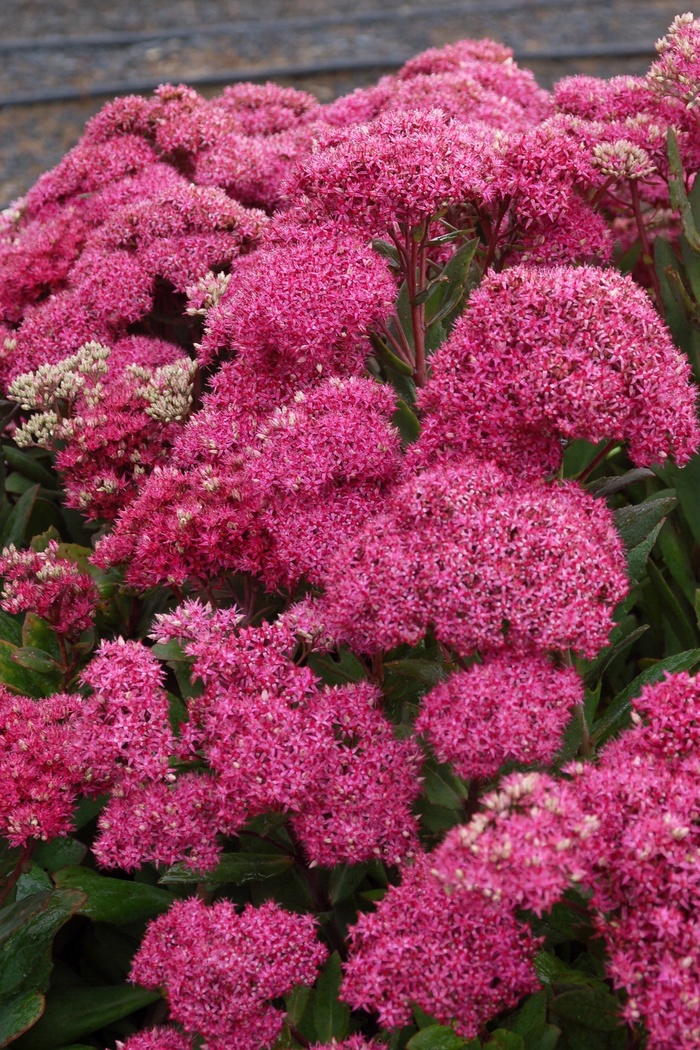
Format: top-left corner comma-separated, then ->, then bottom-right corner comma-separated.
408,233 -> 428,388
482,199 -> 510,272
576,439 -> 618,482
0,842 -> 36,905
378,319 -> 413,367
629,180 -> 664,313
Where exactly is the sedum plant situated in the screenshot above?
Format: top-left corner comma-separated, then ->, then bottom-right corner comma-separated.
2,12 -> 700,1050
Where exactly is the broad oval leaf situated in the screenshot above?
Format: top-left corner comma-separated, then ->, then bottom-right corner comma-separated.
159,851 -> 294,886
312,951 -> 350,1043
407,1024 -> 478,1050
12,984 -> 160,1050
52,868 -> 175,926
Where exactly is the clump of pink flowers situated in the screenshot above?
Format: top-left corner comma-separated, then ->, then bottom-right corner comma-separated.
0,539 -> 98,640
129,898 -> 327,1050
1,15 -> 700,1050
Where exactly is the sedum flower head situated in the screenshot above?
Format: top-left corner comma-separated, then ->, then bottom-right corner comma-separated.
417,264 -> 700,476
199,220 -> 396,371
416,650 -> 583,779
78,639 -> 175,791
0,688 -> 86,846
0,540 -> 98,640
287,110 -> 499,238
341,853 -> 541,1035
649,13 -> 700,109
130,898 -> 327,1050
322,458 -> 628,659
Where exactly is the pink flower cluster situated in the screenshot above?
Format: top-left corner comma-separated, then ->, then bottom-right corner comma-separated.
415,650 -> 583,779
145,602 -> 423,869
341,853 -> 541,1035
9,337 -> 197,519
129,898 -> 327,1050
94,375 -> 403,590
0,688 -> 85,845
416,264 -> 699,476
420,670 -> 700,1048
0,540 -> 98,640
322,457 -> 629,658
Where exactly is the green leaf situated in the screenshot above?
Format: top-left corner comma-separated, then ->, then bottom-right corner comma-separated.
656,518 -> 697,604
424,238 -> 479,328
11,646 -> 61,675
0,484 -> 39,549
71,796 -> 106,830
328,862 -> 370,905
395,280 -> 415,352
413,1006 -> 440,1030
616,237 -> 642,274
535,952 -> 597,988
286,983 -> 312,1027
81,925 -> 137,985
308,649 -> 367,686
15,865 -> 53,900
33,838 -> 87,874
2,447 -> 56,488
551,988 -> 622,1032
159,852 -> 294,886
0,639 -> 55,696
423,759 -> 469,808
528,1026 -> 561,1050
312,952 -> 350,1043
22,614 -> 62,662
647,560 -> 698,652
669,455 -> 700,548
667,127 -> 700,249
562,439 -> 605,478
592,648 -> 700,744
655,236 -> 694,348
0,889 -> 85,999
26,498 -> 63,539
0,841 -> 21,882
12,984 -> 160,1049
372,239 -> 400,265
414,798 -> 462,836
614,496 -> 676,550
0,609 -> 23,647
407,1024 -> 478,1050
51,869 -> 175,926
0,988 -> 45,1048
151,639 -> 189,663
393,399 -> 422,445
484,1032 -> 524,1050
5,473 -> 38,497
384,658 -> 446,687
370,332 -> 415,376
587,467 -> 654,498
166,690 -> 188,735
626,519 -> 665,586
680,232 -> 700,303
582,622 -> 648,689
507,991 -> 547,1036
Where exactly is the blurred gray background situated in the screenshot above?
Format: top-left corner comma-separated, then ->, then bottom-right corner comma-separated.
0,0 -> 688,205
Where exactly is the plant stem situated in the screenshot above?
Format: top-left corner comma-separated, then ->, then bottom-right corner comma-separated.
463,778 -> 484,821
576,440 -> 618,482
0,842 -> 36,905
629,179 -> 664,311
408,234 -> 428,387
